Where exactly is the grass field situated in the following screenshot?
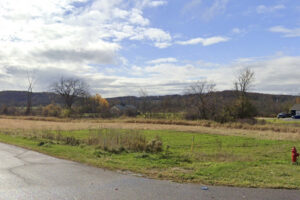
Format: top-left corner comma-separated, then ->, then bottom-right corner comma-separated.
259,117 -> 300,125
0,118 -> 300,189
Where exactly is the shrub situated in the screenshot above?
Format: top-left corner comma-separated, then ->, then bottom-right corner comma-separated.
60,109 -> 72,118
146,136 -> 163,153
42,104 -> 61,117
233,97 -> 257,119
0,105 -> 8,115
184,110 -> 199,120
85,129 -> 163,153
86,130 -> 147,152
64,136 -> 80,146
5,106 -> 18,115
77,94 -> 110,117
216,106 -> 236,123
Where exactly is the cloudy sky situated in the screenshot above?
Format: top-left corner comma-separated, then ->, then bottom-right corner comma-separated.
0,0 -> 299,97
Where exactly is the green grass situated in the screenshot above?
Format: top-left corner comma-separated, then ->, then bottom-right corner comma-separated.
1,128 -> 300,189
259,117 -> 300,125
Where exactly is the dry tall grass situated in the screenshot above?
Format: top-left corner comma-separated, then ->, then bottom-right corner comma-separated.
1,127 -> 163,153
0,116 -> 300,141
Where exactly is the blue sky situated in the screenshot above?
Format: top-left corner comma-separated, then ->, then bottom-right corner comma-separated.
0,0 -> 299,97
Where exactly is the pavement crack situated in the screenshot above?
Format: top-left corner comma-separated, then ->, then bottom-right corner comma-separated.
7,150 -> 35,185
13,150 -> 32,164
14,150 -> 29,159
7,166 -> 32,186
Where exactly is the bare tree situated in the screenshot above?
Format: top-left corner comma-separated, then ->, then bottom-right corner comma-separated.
233,68 -> 256,118
138,88 -> 150,114
138,88 -> 148,98
186,80 -> 216,119
25,71 -> 35,115
234,68 -> 255,96
51,77 -> 89,109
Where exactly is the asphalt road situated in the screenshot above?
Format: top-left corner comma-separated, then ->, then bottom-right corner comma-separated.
0,143 -> 299,200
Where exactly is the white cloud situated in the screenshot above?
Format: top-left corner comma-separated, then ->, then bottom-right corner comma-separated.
177,36 -> 229,46
269,26 -> 300,37
220,56 -> 300,94
128,8 -> 149,26
196,60 -> 221,68
154,42 -> 172,48
1,49 -> 299,97
256,4 -> 285,14
118,55 -> 300,96
250,56 -> 300,94
147,1 -> 167,7
0,0 -> 298,97
0,0 -> 175,95
136,0 -> 167,9
147,57 -> 178,64
142,28 -> 172,42
182,0 -> 229,21
202,0 -> 229,21
231,28 -> 247,35
0,0 -> 172,53
128,27 -> 172,47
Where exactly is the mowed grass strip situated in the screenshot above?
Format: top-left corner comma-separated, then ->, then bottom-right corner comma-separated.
260,117 -> 300,125
0,128 -> 300,189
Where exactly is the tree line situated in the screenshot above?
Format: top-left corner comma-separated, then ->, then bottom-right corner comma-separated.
182,68 -> 257,122
0,76 -> 109,117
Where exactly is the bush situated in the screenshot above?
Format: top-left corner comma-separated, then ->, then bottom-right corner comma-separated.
0,106 -> 20,115
86,130 -> 147,152
146,136 -> 163,153
233,97 -> 257,119
184,110 -> 199,120
77,94 -> 110,117
42,104 -> 61,117
85,129 -> 163,153
64,136 -> 80,146
60,109 -> 72,118
215,106 -> 236,123
0,105 -> 9,115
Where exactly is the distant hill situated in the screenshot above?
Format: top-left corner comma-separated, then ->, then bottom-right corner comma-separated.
0,91 -> 58,106
106,91 -> 297,117
106,90 -> 296,105
0,90 -> 297,116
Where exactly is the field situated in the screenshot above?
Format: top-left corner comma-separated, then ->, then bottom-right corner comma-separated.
259,117 -> 300,125
0,116 -> 300,189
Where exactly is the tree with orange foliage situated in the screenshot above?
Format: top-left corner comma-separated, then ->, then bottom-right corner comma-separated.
77,93 -> 109,117
93,94 -> 109,109
84,94 -> 109,114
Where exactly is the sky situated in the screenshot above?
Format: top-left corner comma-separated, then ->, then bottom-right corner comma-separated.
0,0 -> 299,97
